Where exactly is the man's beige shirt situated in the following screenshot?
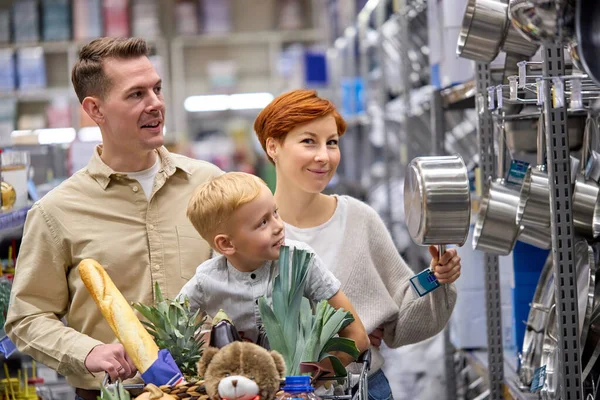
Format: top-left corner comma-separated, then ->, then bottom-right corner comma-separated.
5,146 -> 221,389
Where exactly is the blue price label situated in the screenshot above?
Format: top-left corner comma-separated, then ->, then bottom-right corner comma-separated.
506,160 -> 530,186
410,269 -> 440,297
530,365 -> 546,392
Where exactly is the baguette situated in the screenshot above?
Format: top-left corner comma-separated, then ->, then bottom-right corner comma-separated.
78,259 -> 159,373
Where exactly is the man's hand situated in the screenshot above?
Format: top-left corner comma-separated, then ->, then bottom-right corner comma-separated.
84,344 -> 137,381
369,325 -> 384,347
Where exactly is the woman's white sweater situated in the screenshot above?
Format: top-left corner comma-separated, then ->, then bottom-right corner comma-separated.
285,196 -> 457,373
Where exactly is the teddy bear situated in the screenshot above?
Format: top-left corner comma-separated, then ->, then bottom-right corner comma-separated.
198,341 -> 286,400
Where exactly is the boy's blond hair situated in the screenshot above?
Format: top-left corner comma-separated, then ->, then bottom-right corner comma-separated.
187,172 -> 268,243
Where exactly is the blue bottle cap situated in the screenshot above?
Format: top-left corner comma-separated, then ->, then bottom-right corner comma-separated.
283,376 -> 314,393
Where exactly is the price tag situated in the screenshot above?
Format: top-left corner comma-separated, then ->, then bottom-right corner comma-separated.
476,94 -> 485,115
508,76 -> 518,101
487,86 -> 496,110
530,365 -> 546,392
518,61 -> 527,88
570,78 -> 583,110
496,85 -> 503,109
536,79 -> 546,106
552,77 -> 564,108
410,269 -> 441,297
506,160 -> 530,186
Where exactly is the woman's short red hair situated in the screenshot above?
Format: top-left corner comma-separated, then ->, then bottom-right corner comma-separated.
254,89 -> 347,163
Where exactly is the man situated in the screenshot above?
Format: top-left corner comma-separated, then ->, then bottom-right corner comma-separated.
5,37 -> 222,398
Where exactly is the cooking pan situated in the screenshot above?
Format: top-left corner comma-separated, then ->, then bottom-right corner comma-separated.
404,155 -> 471,256
508,0 -> 576,45
457,0 -> 539,62
575,0 -> 600,86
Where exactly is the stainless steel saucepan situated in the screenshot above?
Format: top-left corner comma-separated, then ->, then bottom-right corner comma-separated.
457,0 -> 539,62
404,155 -> 472,255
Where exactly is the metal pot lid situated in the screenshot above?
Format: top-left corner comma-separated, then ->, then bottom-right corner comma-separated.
520,238 -> 595,387
519,253 -> 554,386
581,243 -> 600,380
541,305 -> 558,400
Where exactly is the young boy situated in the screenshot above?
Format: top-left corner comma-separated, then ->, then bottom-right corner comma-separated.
177,172 -> 369,363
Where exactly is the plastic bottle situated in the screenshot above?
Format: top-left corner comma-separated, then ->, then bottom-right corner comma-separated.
278,376 -> 321,400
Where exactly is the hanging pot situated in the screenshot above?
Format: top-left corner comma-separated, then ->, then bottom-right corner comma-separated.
457,0 -> 539,62
473,121 -> 523,255
574,0 -> 600,85
503,106 -> 585,153
572,114 -> 600,238
508,0 -> 576,45
404,155 -> 471,253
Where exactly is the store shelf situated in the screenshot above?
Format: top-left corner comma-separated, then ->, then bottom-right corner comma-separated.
0,87 -> 75,103
0,38 -> 167,53
0,41 -> 73,54
441,80 -> 476,110
0,205 -> 31,243
463,350 -> 540,400
172,29 -> 323,47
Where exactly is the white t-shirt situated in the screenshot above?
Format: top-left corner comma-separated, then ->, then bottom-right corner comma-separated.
283,195 -> 348,270
122,158 -> 160,200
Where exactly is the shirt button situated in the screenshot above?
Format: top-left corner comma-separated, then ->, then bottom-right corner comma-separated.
153,264 -> 160,271
250,273 -> 256,279
132,186 -> 139,192
148,224 -> 154,230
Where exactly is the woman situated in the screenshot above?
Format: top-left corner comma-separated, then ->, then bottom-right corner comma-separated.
253,89 -> 461,400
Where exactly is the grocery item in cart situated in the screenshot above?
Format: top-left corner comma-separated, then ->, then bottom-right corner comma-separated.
197,341 -> 285,400
78,259 -> 184,387
133,283 -> 206,381
277,376 -> 320,400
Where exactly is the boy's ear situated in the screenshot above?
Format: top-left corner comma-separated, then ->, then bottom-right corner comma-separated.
214,234 -> 235,256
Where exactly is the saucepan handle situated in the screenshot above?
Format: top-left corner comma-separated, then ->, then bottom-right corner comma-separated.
438,244 -> 446,257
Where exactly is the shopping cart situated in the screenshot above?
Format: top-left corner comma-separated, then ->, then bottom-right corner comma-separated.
99,349 -> 371,400
315,349 -> 372,400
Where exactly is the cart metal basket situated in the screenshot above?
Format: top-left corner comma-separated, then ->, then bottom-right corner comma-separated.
101,349 -> 371,400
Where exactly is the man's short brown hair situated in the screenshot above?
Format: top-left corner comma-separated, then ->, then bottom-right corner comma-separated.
71,37 -> 149,103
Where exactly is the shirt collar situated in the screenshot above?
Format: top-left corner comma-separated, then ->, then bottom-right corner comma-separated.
86,144 -> 191,190
225,258 -> 272,282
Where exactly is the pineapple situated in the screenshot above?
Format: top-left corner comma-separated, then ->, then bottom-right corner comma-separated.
257,246 -> 359,377
132,283 -> 206,380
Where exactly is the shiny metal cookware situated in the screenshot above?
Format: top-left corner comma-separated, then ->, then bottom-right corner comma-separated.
517,165 -> 550,228
404,155 -> 472,255
520,239 -> 596,389
503,106 -> 585,153
457,0 -> 539,62
572,114 -> 600,238
575,0 -> 600,85
540,304 -> 558,400
508,0 -> 576,45
473,178 -> 523,255
582,243 -> 600,380
519,254 -> 554,386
